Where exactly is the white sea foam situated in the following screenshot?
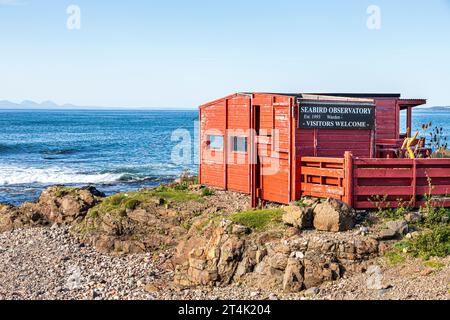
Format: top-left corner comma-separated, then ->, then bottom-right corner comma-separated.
0,165 -> 124,186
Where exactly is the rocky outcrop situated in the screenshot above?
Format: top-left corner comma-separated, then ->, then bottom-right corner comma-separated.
77,203 -> 187,254
377,219 -> 409,240
174,220 -> 247,287
174,219 -> 381,292
75,188 -> 251,255
0,183 -> 251,255
0,204 -> 47,232
313,199 -> 356,232
282,205 -> 314,230
36,186 -> 104,225
0,186 -> 104,233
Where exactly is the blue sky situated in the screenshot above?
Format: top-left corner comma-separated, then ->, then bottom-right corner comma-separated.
1,0 -> 450,108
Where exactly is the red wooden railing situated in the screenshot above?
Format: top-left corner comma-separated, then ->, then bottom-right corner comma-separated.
300,154 -> 352,205
300,152 -> 450,209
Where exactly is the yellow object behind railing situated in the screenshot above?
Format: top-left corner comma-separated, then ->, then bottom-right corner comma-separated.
401,131 -> 419,159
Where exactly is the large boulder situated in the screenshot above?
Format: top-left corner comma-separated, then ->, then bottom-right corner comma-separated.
0,204 -> 47,232
377,220 -> 409,240
303,253 -> 341,288
0,186 -> 104,232
313,199 -> 356,232
37,186 -> 104,224
174,220 -> 246,287
282,205 -> 314,230
282,257 -> 304,292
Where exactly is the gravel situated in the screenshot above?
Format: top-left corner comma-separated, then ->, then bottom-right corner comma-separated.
314,256 -> 450,300
0,227 -> 164,300
1,226 -> 448,300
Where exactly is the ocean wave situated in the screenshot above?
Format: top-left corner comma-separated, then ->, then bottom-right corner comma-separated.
0,165 -> 143,186
116,173 -> 171,183
0,143 -> 82,156
0,144 -> 13,154
40,148 -> 80,155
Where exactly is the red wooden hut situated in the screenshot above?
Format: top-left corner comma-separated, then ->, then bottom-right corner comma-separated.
199,93 -> 450,208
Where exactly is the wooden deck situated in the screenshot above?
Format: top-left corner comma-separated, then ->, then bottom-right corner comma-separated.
301,152 -> 450,209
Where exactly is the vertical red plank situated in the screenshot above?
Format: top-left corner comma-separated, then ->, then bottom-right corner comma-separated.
395,100 -> 400,140
288,97 -> 292,203
407,107 -> 413,138
224,99 -> 228,190
250,97 -> 258,208
344,151 -> 354,207
199,107 -> 202,184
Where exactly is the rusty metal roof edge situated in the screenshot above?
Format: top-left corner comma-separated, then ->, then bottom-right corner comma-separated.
240,92 -> 402,99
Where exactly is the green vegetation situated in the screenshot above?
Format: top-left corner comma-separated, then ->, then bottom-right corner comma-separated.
371,196 -> 415,220
385,251 -> 406,265
151,185 -> 201,202
108,193 -> 128,206
424,260 -> 445,269
201,187 -> 215,197
194,219 -> 210,232
385,225 -> 450,262
181,221 -> 192,231
230,209 -> 284,231
409,225 -> 450,260
292,199 -> 307,208
420,206 -> 450,228
371,195 -> 398,219
124,199 -> 141,211
384,240 -> 409,265
395,198 -> 414,216
85,185 -> 201,219
54,186 -> 79,198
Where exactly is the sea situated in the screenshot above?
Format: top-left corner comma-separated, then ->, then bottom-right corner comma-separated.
0,109 -> 199,205
0,108 -> 449,205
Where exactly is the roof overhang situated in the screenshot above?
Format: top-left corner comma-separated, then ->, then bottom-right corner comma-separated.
398,99 -> 427,110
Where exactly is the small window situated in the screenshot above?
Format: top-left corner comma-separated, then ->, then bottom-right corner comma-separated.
207,135 -> 223,150
231,136 -> 248,153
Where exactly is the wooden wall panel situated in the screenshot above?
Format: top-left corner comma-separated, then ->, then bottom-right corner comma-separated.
374,98 -> 399,140
252,94 -> 292,204
200,101 -> 226,189
226,96 -> 251,192
295,129 -> 372,158
260,156 -> 290,203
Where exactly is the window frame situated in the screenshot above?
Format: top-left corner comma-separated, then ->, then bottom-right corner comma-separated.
206,134 -> 224,151
230,136 -> 248,153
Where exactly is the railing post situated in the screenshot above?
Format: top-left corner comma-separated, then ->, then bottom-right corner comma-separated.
344,151 -> 354,208
412,159 -> 417,208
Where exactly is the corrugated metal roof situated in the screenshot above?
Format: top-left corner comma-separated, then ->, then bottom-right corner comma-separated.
307,93 -> 401,99
241,92 -> 401,98
240,92 -> 402,100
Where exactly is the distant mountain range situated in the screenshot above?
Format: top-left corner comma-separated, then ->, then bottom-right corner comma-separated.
0,100 -> 194,110
0,99 -> 448,111
416,106 -> 450,111
0,100 -> 79,109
